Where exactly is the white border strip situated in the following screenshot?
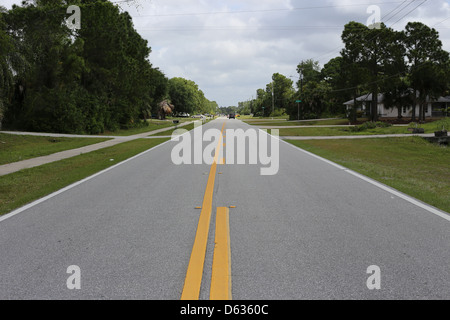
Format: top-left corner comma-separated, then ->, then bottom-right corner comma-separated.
0,120 -> 218,224
344,170 -> 450,222
280,136 -> 450,222
0,139 -> 172,223
253,125 -> 346,171
237,121 -> 449,221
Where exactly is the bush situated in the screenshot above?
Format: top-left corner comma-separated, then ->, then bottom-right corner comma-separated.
349,121 -> 392,132
433,118 -> 450,131
408,122 -> 420,129
270,108 -> 287,118
375,121 -> 392,128
0,100 -> 4,130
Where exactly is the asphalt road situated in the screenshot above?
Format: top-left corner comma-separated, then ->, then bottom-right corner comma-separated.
0,118 -> 449,300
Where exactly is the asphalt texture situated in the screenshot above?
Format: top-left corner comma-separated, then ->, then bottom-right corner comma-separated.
0,119 -> 449,300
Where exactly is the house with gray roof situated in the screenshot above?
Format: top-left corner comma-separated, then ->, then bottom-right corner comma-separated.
344,93 -> 450,118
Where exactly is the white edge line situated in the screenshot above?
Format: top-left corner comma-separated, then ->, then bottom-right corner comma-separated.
0,138 -> 173,224
256,126 -> 450,222
344,170 -> 450,222
253,125 -> 346,171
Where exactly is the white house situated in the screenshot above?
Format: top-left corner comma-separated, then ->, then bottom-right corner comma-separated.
344,93 -> 450,118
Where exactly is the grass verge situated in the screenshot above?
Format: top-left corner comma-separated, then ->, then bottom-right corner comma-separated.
152,121 -> 211,136
278,126 -> 416,136
103,121 -> 175,136
152,123 -> 195,136
286,137 -> 450,213
243,119 -> 352,126
0,138 -> 169,216
0,133 -> 110,165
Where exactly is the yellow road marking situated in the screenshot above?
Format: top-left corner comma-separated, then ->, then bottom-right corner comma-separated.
181,122 -> 226,300
210,207 -> 232,300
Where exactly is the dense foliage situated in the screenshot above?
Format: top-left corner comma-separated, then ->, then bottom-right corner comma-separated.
168,77 -> 218,116
238,22 -> 450,121
0,0 -> 216,134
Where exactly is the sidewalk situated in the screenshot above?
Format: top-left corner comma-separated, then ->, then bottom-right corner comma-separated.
256,124 -> 409,129
281,133 -> 434,140
0,139 -> 125,176
0,122 -> 192,177
0,125 -> 434,177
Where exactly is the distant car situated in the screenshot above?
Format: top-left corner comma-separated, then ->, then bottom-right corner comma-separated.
229,113 -> 236,119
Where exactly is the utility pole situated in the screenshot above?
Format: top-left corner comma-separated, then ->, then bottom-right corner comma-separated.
299,69 -> 304,120
290,72 -> 304,121
272,82 -> 275,116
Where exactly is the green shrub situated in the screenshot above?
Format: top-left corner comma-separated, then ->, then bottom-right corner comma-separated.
375,121 -> 392,128
408,122 -> 420,129
350,121 -> 392,132
270,108 -> 287,118
433,118 -> 450,131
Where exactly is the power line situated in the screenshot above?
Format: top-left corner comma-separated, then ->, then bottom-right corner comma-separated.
314,0 -> 437,95
433,16 -> 450,27
137,25 -> 345,32
314,7 -> 411,62
389,0 -> 428,27
313,0 -> 428,63
383,0 -> 416,23
130,1 -> 409,18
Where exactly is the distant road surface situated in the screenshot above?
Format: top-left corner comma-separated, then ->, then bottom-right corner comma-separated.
1,119 -> 449,300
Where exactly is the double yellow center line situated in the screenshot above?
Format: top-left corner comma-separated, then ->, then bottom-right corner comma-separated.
181,122 -> 232,300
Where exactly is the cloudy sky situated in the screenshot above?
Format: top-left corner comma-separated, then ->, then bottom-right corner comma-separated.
3,0 -> 450,107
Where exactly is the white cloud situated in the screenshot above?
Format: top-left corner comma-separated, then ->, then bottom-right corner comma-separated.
2,0 -> 450,107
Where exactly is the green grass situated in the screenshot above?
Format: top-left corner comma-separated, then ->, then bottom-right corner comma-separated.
244,119 -> 349,126
152,123 -> 196,136
277,125 -> 421,136
247,118 -> 450,133
151,120 -> 212,136
242,116 -> 289,121
418,118 -> 450,132
287,137 -> 450,213
236,115 -> 254,120
0,138 -> 169,216
103,121 -> 176,136
0,133 -> 110,165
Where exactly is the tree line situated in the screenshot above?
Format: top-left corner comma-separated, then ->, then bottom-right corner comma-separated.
168,77 -> 218,116
0,0 -> 217,134
239,21 -> 450,122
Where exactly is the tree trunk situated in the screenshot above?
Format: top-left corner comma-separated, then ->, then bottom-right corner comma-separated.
372,87 -> 378,122
418,94 -> 424,122
418,102 -> 423,122
423,102 -> 427,121
412,89 -> 417,121
351,90 -> 357,124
